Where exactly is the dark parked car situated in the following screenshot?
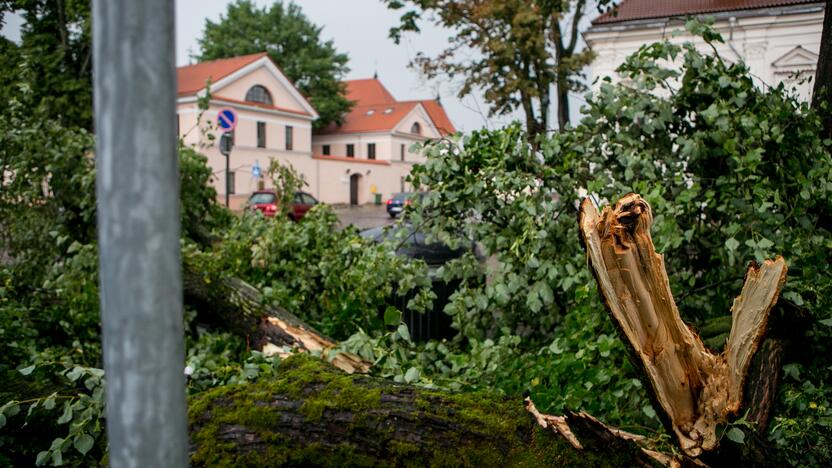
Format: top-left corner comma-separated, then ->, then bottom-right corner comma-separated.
385,192 -> 422,218
361,223 -> 481,342
247,190 -> 319,221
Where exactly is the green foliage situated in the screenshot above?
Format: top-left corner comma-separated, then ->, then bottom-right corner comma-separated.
0,93 -> 242,465
383,0 -> 614,132
184,326 -> 283,394
179,146 -> 233,242
0,363 -> 105,467
197,0 -> 353,129
266,159 -> 306,216
199,205 -> 433,340
0,0 -> 93,130
392,21 -> 831,463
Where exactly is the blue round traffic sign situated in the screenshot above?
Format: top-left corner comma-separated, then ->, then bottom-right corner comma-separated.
217,108 -> 238,131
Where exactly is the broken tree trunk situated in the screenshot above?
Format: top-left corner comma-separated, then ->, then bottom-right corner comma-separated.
578,193 -> 787,459
181,260 -> 370,374
187,354 -> 657,467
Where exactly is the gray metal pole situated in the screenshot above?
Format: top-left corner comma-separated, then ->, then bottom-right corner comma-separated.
92,1 -> 187,467
226,152 -> 230,207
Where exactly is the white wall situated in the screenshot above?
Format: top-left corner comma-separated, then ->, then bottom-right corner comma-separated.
584,6 -> 825,101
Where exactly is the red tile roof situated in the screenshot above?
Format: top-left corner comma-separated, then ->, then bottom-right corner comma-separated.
317,102 -> 419,134
177,52 -> 267,95
318,78 -> 456,136
416,99 -> 456,136
593,0 -> 818,25
345,78 -> 397,105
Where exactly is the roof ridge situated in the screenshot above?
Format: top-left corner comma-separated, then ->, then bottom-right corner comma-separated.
178,51 -> 267,69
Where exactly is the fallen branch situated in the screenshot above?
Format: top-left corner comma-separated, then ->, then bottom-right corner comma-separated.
188,354 -> 654,466
182,261 -> 370,374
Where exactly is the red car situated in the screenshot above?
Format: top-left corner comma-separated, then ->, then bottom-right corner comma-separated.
246,190 -> 319,221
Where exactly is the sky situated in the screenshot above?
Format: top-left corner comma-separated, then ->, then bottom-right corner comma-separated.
3,0 -> 598,133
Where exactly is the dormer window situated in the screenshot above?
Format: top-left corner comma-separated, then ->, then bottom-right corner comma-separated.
411,122 -> 421,135
245,85 -> 272,105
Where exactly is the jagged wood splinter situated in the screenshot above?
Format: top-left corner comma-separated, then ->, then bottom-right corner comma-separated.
578,193 -> 787,457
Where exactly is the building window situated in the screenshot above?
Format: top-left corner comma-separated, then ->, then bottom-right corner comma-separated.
245,85 -> 272,105
367,143 -> 376,160
346,144 -> 354,157
400,144 -> 405,161
285,126 -> 293,151
411,122 -> 421,134
227,171 -> 236,195
400,176 -> 405,193
257,121 -> 266,148
322,144 -> 330,155
176,114 -> 180,136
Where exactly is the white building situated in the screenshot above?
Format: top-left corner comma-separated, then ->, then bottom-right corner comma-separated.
584,0 -> 826,101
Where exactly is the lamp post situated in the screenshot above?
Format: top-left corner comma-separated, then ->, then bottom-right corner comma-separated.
92,0 -> 187,466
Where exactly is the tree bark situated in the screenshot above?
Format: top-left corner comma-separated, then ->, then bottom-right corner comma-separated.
812,0 -> 832,140
556,81 -> 570,130
181,260 -> 370,374
187,354 -> 659,467
578,194 -> 787,461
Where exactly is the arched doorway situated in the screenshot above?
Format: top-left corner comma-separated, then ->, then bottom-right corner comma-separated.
349,173 -> 361,205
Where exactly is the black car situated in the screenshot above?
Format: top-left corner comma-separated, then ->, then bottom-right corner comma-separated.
360,223 -> 467,266
385,192 -> 421,218
361,224 -> 481,342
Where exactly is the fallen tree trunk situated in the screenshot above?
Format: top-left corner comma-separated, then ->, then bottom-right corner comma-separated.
578,194 -> 787,461
181,260 -> 370,374
188,354 -> 657,467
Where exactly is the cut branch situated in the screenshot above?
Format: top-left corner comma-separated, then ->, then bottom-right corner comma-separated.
578,193 -> 787,457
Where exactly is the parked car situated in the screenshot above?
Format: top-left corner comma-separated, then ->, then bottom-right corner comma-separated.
360,223 -> 468,267
385,192 -> 423,218
361,223 -> 482,342
247,190 -> 319,221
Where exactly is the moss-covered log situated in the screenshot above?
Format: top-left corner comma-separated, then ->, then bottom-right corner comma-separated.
188,355 -> 657,467
182,261 -> 369,373
578,194 -> 787,461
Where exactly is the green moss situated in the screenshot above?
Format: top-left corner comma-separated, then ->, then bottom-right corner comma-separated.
189,354 -> 646,467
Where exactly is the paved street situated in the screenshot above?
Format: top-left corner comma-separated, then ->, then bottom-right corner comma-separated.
332,204 -> 395,231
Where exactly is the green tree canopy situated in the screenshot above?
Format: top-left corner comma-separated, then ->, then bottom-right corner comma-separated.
197,0 -> 353,129
0,0 -> 93,130
383,0 -> 614,137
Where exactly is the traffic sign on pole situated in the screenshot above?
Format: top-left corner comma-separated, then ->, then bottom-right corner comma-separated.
217,107 -> 238,132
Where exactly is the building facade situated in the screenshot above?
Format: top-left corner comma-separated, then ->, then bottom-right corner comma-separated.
177,53 -> 318,209
584,0 -> 826,101
312,78 -> 456,205
176,55 -> 455,208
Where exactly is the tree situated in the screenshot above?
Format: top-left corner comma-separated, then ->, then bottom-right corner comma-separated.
383,0 -> 612,138
0,0 -> 93,130
197,0 -> 353,129
812,0 -> 831,139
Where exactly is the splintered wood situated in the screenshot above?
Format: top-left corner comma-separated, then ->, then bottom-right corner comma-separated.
578,194 -> 787,457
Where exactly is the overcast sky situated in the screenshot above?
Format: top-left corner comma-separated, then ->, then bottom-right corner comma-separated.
3,0 -> 597,132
